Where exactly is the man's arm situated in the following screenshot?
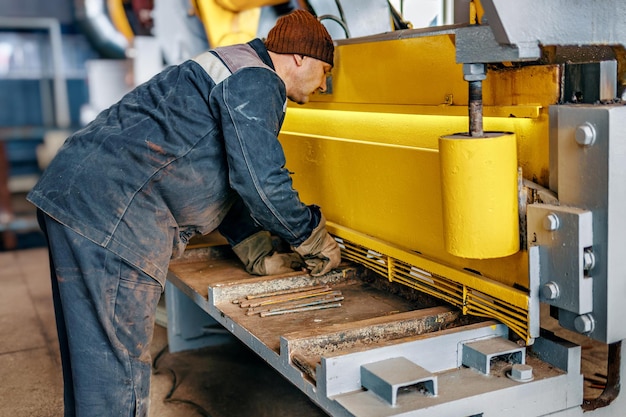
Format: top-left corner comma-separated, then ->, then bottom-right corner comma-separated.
212,67 -> 316,245
211,67 -> 340,275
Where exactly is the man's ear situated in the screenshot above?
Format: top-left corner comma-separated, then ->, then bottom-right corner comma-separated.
293,54 -> 305,67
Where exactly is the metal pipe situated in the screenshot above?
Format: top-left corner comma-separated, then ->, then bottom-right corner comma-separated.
74,0 -> 128,59
0,17 -> 70,129
442,0 -> 455,25
316,0 -> 351,38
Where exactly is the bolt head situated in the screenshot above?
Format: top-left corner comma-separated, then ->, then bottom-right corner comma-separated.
541,281 -> 560,300
463,63 -> 486,81
575,123 -> 596,146
508,364 -> 534,382
543,213 -> 560,231
583,249 -> 595,272
574,314 -> 595,334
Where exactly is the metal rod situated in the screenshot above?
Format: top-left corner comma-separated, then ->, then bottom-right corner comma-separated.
463,63 -> 486,138
244,285 -> 331,300
260,302 -> 342,317
249,296 -> 345,316
468,79 -> 483,137
233,285 -> 330,303
239,289 -> 340,308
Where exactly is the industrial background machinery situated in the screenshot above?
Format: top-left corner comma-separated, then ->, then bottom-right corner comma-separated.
3,0 -> 626,415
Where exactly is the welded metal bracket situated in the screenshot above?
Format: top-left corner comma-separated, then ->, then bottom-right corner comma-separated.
360,357 -> 437,406
462,337 -> 525,375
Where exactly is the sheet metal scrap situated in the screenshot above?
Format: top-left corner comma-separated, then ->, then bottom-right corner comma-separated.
233,285 -> 343,317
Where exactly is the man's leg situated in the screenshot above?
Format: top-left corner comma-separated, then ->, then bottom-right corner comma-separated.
41,212 -> 162,417
38,209 -> 75,415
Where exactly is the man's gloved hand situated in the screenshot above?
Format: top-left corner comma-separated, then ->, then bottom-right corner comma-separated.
232,231 -> 305,275
293,215 -> 342,276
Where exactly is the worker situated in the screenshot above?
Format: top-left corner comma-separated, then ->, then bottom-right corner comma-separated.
27,9 -> 341,417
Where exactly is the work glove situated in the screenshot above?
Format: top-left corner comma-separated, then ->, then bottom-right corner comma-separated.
232,231 -> 305,276
293,215 -> 342,276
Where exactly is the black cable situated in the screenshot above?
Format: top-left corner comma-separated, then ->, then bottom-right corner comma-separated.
152,343 -> 214,417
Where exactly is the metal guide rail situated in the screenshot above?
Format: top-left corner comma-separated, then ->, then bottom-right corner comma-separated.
165,241 -> 583,417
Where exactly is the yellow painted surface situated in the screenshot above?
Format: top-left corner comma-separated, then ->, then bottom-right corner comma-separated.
439,132 -> 519,258
315,34 -> 560,107
318,34 -> 463,106
280,132 -> 445,256
194,0 -> 260,46
214,0 -> 286,12
304,34 -> 558,186
280,127 -> 530,289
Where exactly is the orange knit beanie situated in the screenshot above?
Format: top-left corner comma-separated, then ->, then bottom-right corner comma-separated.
264,10 -> 334,66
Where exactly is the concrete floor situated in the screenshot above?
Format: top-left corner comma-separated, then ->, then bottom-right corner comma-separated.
0,247 -> 328,417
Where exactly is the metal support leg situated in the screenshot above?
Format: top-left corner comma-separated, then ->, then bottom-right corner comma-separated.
165,281 -> 233,353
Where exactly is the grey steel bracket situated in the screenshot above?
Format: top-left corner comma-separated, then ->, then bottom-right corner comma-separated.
527,203 -> 593,315
532,329 -> 581,375
462,337 -> 525,375
456,25 -> 534,64
360,357 -> 437,406
456,0 -> 626,64
480,0 -> 626,54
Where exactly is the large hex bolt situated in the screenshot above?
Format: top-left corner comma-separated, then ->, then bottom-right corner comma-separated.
543,213 -> 560,231
541,281 -> 560,300
463,63 -> 487,82
574,314 -> 595,334
583,248 -> 596,273
508,364 -> 534,382
575,122 -> 596,147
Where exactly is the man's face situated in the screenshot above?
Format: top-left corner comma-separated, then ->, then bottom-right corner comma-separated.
287,56 -> 332,105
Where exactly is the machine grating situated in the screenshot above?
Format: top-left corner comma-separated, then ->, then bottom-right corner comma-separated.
335,233 -> 532,344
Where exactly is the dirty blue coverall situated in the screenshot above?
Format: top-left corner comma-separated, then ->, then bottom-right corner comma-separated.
27,38 -> 321,417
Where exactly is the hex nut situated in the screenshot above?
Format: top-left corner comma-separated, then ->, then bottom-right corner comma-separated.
541,281 -> 560,300
575,123 -> 596,146
508,364 -> 534,383
463,63 -> 486,81
574,314 -> 595,334
583,249 -> 596,272
543,213 -> 560,231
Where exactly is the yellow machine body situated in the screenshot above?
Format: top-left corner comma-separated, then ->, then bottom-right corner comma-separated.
192,0 -> 285,47
280,32 -> 560,343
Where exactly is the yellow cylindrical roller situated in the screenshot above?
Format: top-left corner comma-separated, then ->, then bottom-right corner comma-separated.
439,132 -> 519,259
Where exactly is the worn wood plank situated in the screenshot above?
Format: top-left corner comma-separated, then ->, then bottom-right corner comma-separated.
168,257 -> 252,300
216,281 -> 441,353
282,305 -> 459,352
